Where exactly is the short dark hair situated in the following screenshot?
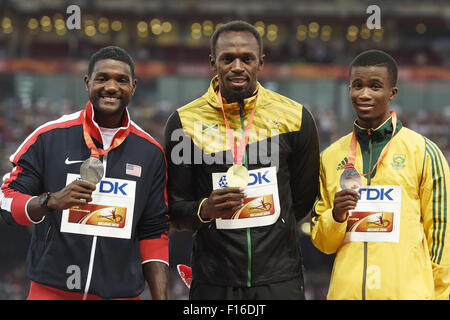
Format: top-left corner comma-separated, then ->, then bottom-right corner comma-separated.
210,20 -> 263,58
349,49 -> 398,87
88,46 -> 135,79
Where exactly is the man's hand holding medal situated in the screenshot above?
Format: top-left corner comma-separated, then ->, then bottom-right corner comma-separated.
199,187 -> 247,221
333,166 -> 361,223
46,179 -> 96,210
48,155 -> 103,210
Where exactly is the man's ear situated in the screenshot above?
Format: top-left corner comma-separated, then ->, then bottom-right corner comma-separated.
131,78 -> 137,96
258,54 -> 265,72
209,54 -> 217,72
389,87 -> 398,102
84,75 -> 90,91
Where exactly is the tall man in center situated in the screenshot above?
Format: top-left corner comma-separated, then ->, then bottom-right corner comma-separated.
164,20 -> 319,299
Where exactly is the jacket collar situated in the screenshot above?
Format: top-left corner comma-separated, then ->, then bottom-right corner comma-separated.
353,115 -> 403,144
204,76 -> 262,112
83,101 -> 131,145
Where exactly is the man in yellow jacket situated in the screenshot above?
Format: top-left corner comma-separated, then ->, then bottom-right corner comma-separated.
311,49 -> 449,300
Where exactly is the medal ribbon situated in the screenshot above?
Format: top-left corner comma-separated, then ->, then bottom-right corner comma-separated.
81,101 -> 130,158
346,111 -> 397,176
217,90 -> 257,165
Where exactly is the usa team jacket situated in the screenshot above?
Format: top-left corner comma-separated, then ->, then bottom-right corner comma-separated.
0,102 -> 169,299
164,77 -> 319,287
311,117 -> 450,299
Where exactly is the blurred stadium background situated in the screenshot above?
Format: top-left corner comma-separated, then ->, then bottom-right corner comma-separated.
0,0 -> 449,300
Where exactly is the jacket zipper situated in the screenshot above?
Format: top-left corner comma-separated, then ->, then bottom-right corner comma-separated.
239,103 -> 252,287
83,154 -> 106,299
44,225 -> 52,247
362,129 -> 373,300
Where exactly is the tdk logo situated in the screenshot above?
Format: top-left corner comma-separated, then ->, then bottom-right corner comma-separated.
359,188 -> 394,201
217,170 -> 271,188
99,181 -> 128,195
248,171 -> 270,186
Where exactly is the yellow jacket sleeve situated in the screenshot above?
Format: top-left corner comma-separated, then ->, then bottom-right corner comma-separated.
420,138 -> 450,300
310,154 -> 347,254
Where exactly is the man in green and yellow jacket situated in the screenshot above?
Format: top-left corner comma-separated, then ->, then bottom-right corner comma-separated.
311,49 -> 449,300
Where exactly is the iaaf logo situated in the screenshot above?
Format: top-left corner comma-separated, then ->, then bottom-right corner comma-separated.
219,170 -> 271,188
358,187 -> 395,201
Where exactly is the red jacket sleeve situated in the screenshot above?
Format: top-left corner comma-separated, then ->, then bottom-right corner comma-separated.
1,133 -> 46,226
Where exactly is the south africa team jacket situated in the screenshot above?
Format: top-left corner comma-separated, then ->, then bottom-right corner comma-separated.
311,116 -> 450,300
0,102 -> 169,299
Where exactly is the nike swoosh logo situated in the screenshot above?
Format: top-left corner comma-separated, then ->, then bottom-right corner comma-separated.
65,157 -> 86,165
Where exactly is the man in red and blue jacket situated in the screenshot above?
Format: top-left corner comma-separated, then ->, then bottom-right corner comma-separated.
0,46 -> 169,300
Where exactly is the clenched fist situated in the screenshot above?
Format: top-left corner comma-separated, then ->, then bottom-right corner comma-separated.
332,189 -> 360,222
199,187 -> 246,220
28,180 -> 96,222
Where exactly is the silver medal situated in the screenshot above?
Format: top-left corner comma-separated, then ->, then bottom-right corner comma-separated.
340,167 -> 362,191
80,157 -> 104,184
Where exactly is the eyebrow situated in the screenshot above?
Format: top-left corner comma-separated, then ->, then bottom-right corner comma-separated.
351,77 -> 385,84
219,50 -> 257,57
94,72 -> 131,79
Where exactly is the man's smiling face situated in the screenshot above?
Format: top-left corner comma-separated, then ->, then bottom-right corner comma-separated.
85,58 -> 136,126
210,31 -> 264,103
349,65 -> 398,129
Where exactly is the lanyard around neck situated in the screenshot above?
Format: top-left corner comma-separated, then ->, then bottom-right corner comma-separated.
217,90 -> 257,165
82,102 -> 129,158
346,110 -> 397,177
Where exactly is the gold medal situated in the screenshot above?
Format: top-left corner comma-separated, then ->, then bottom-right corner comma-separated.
80,157 -> 104,184
226,164 -> 249,188
340,166 -> 362,191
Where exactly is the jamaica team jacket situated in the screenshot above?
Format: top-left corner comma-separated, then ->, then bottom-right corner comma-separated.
0,102 -> 169,299
311,117 -> 449,300
164,77 -> 319,287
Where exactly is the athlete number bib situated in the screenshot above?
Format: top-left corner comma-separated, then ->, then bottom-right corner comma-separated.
61,173 -> 136,239
344,185 -> 401,243
212,166 -> 280,229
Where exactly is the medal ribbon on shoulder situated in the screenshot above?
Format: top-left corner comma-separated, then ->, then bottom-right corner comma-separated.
216,90 -> 257,166
346,110 -> 397,177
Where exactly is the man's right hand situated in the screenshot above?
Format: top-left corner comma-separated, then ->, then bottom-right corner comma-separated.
47,180 -> 96,210
28,180 -> 96,222
332,189 -> 360,223
199,187 -> 246,220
